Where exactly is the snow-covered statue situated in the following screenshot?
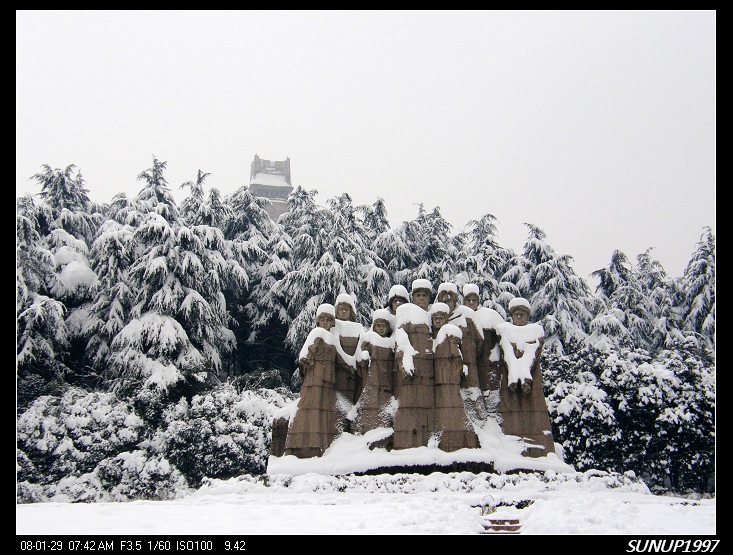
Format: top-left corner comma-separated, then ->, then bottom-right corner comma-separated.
333,293 -> 365,433
283,304 -> 355,458
386,284 -> 409,316
496,298 -> 557,458
430,303 -> 480,452
392,278 -> 435,449
437,282 -> 488,427
461,284 -> 505,416
352,308 -> 397,450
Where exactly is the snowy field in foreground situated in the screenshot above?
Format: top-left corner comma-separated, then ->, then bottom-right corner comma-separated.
17,470 -> 715,536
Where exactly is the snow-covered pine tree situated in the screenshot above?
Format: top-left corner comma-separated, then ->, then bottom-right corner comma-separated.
326,193 -> 390,325
16,195 -> 70,412
643,339 -> 715,493
275,186 -> 345,352
239,227 -> 294,382
373,224 -> 415,289
455,213 -> 511,315
178,169 -> 209,225
358,196 -> 391,244
586,251 -> 637,352
546,352 -> 620,471
31,164 -> 98,246
106,159 -> 247,406
417,206 -> 455,285
634,248 -> 682,353
83,219 -> 136,376
678,226 -> 715,354
28,165 -> 100,332
134,156 -> 180,224
510,223 -> 595,355
221,184 -> 287,377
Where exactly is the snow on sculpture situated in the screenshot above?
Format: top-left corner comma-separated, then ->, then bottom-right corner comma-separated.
392,279 -> 436,449
496,297 -> 557,458
333,293 -> 365,433
269,287 -> 560,466
283,304 -> 347,458
462,283 -> 505,418
437,282 -> 489,429
430,303 -> 480,452
351,308 -> 397,450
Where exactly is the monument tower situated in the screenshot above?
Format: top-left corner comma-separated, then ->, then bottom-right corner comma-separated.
249,154 -> 294,221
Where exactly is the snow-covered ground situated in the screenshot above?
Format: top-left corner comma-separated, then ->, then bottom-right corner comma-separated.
16,470 -> 715,536
17,429 -> 715,536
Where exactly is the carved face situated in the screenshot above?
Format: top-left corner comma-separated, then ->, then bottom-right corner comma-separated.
437,290 -> 457,310
432,311 -> 448,330
335,303 -> 352,321
463,293 -> 479,311
389,296 -> 407,313
373,319 -> 390,337
316,314 -> 335,330
412,289 -> 431,310
510,307 -> 530,326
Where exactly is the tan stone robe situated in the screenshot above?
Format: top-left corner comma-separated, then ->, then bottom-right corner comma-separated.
474,307 -> 505,393
496,322 -> 556,458
433,325 -> 480,452
393,303 -> 435,450
284,330 -> 340,458
334,320 -> 363,405
352,330 -> 396,449
449,306 -> 489,426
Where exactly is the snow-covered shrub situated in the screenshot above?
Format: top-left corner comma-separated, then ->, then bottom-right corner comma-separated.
160,382 -> 293,487
52,472 -> 107,503
16,481 -> 47,504
16,388 -> 144,486
95,451 -> 189,501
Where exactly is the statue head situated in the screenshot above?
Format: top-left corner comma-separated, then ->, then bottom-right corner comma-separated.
430,302 -> 450,331
315,303 -> 336,330
387,284 -> 409,314
462,284 -> 480,311
411,279 -> 432,311
334,293 -> 357,322
508,298 -> 531,326
437,282 -> 458,312
371,308 -> 393,338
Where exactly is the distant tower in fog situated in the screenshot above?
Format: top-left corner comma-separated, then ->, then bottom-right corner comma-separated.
249,154 -> 294,221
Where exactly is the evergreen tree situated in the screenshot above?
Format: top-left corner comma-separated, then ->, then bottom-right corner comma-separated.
16,195 -> 71,412
511,223 -> 594,354
30,164 -> 97,245
106,160 -> 247,403
456,213 -> 511,314
644,339 -> 715,493
221,185 -> 286,377
178,170 -> 209,225
240,227 -> 294,382
634,248 -> 682,352
373,224 -> 415,289
135,156 -> 179,223
326,193 -> 389,324
587,251 -> 636,352
33,164 -> 91,212
545,348 -> 621,471
678,226 -> 715,352
358,197 -> 391,243
591,250 -> 634,301
596,349 -> 664,481
275,187 -> 341,352
83,219 -> 137,375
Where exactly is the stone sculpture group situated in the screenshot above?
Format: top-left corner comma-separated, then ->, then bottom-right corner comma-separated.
270,280 -> 556,461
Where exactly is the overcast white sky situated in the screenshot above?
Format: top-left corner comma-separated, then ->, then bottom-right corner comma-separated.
16,10 -> 715,282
